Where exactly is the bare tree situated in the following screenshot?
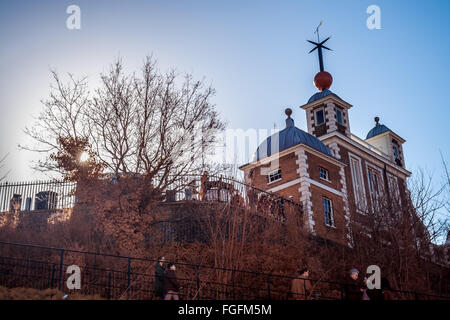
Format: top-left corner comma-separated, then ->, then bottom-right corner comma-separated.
440,152 -> 450,228
408,168 -> 448,245
22,56 -> 225,186
346,166 -> 450,295
0,153 -> 10,182
21,71 -> 90,174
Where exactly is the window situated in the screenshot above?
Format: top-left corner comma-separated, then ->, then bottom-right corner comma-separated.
268,169 -> 282,183
387,174 -> 401,207
323,197 -> 335,227
336,109 -> 343,124
315,109 -> 325,125
367,167 -> 381,196
367,165 -> 384,213
349,155 -> 366,212
393,145 -> 399,158
319,167 -> 330,181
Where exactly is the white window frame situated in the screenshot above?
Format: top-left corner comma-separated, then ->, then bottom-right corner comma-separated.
322,197 -> 335,227
387,172 -> 401,207
267,168 -> 282,184
319,167 -> 330,182
349,152 -> 367,214
366,162 -> 384,214
315,107 -> 325,126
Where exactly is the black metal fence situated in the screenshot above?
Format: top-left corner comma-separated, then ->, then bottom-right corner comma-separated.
0,174 -> 301,224
0,180 -> 76,213
0,241 -> 448,300
159,174 -> 301,222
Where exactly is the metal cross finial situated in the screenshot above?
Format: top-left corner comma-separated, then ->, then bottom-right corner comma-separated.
308,22 -> 332,72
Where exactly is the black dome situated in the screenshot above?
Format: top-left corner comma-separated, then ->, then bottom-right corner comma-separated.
255,122 -> 332,161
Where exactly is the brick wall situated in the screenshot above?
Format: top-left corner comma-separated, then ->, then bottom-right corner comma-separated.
305,151 -> 347,245
243,139 -> 411,247
309,184 -> 347,245
244,147 -> 350,245
246,152 -> 299,193
305,151 -> 342,191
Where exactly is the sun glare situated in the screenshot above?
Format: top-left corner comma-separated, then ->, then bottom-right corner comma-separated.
79,151 -> 89,162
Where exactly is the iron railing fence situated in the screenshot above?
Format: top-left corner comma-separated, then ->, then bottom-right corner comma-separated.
0,180 -> 76,213
157,174 -> 302,222
0,241 -> 448,300
0,175 -> 302,223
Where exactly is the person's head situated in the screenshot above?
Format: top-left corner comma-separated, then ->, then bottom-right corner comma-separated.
158,256 -> 165,266
298,267 -> 309,277
349,268 -> 359,280
168,262 -> 176,271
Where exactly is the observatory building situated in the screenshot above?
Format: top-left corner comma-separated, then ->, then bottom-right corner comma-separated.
240,34 -> 411,246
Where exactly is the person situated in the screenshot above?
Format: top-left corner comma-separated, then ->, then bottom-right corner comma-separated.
164,263 -> 181,300
153,256 -> 166,299
185,187 -> 192,200
343,268 -> 364,300
361,274 -> 371,300
291,268 -> 312,300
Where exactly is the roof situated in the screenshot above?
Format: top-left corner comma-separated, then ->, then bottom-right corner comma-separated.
307,89 -> 341,104
366,124 -> 390,139
255,118 -> 332,161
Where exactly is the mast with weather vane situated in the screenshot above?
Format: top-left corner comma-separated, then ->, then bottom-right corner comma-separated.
307,22 -> 333,91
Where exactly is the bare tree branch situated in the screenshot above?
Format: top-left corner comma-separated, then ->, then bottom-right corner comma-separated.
23,56 -> 225,183
0,153 -> 11,182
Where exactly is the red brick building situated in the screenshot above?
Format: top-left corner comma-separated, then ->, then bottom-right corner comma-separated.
240,69 -> 411,247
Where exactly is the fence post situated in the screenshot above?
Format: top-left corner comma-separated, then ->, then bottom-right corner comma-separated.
107,271 -> 112,300
267,275 -> 271,300
196,265 -> 200,300
93,254 -> 97,278
58,249 -> 65,291
232,270 -> 235,300
92,253 -> 97,290
127,258 -> 131,300
50,263 -> 56,288
340,284 -> 344,300
25,246 -> 30,278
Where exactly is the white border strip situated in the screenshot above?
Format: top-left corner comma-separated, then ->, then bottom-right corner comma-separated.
266,177 -> 343,197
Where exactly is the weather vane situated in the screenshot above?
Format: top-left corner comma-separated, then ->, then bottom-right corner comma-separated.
308,21 -> 332,72
314,21 -> 322,42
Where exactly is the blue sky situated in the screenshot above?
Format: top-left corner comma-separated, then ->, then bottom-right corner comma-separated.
0,0 -> 449,189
